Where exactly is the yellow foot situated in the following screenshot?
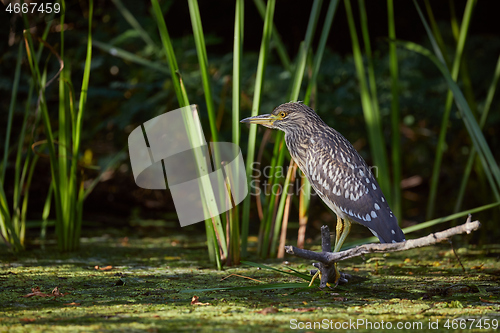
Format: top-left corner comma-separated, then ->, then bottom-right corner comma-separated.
308,270 -> 321,287
309,270 -> 331,288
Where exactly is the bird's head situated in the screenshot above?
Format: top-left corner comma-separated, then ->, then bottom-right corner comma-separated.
240,102 -> 321,133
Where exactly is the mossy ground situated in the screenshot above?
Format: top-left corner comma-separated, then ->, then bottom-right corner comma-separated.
1,230 -> 499,332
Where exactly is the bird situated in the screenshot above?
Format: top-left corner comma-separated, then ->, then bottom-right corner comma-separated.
241,102 -> 405,285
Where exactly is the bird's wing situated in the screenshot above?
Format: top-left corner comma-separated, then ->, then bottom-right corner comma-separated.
303,131 -> 405,243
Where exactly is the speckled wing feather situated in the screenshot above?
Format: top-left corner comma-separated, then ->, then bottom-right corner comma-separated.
301,128 -> 405,244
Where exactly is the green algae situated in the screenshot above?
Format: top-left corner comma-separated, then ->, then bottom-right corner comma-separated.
1,232 -> 499,332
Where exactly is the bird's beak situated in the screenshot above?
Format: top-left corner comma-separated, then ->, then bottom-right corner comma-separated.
240,114 -> 278,128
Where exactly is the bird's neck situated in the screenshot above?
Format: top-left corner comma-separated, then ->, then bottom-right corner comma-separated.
284,130 -> 312,164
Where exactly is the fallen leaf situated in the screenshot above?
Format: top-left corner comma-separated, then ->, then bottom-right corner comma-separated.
191,295 -> 210,306
21,286 -> 69,298
51,286 -> 69,297
95,265 -> 113,271
21,286 -> 47,298
291,307 -> 321,312
255,307 -> 279,314
20,318 -> 36,322
63,302 -> 81,306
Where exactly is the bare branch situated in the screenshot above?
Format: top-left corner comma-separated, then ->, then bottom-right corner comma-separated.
284,215 -> 481,287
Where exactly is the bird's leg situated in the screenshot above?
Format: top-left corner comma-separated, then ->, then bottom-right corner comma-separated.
332,216 -> 343,284
334,215 -> 343,252
310,217 -> 352,287
308,270 -> 320,287
333,217 -> 352,284
335,218 -> 351,252
309,216 -> 342,287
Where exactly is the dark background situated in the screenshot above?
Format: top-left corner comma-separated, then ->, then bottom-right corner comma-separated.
1,0 -> 499,244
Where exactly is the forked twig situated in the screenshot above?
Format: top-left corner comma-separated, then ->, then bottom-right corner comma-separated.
284,215 -> 481,288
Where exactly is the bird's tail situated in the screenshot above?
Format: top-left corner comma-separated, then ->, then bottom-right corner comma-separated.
368,213 -> 405,244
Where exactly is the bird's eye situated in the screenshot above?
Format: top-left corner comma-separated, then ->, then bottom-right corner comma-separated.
280,112 -> 286,118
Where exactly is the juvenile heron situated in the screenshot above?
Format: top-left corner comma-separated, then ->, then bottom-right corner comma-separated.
241,102 -> 405,285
